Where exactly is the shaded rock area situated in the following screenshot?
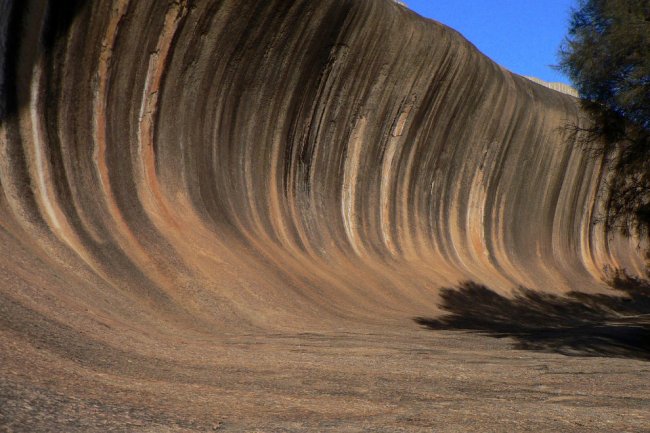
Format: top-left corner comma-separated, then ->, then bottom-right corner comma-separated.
0,0 -> 648,431
416,273 -> 650,361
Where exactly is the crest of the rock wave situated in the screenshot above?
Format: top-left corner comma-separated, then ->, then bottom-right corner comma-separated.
0,0 -> 647,430
524,76 -> 579,97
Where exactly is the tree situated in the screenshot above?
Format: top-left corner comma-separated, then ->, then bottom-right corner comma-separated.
558,0 -> 650,237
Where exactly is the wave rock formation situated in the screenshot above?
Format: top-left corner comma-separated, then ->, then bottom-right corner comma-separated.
524,76 -> 579,97
1,0 -> 648,430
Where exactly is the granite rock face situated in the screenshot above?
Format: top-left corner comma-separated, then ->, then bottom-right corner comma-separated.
524,76 -> 579,97
1,0 -> 647,431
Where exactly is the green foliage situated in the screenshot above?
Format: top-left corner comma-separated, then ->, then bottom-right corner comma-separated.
558,0 -> 650,237
559,0 -> 650,129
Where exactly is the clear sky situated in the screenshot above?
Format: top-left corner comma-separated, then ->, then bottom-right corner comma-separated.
404,0 -> 576,85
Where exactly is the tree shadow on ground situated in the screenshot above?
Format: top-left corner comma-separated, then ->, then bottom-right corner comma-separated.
415,273 -> 650,361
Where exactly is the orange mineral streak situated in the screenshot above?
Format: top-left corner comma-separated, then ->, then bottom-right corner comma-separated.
91,0 -> 177,306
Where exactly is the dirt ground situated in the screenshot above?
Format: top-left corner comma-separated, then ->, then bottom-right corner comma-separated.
2,323 -> 649,433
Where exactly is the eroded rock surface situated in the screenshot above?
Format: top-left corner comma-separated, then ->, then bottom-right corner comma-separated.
1,0 -> 648,431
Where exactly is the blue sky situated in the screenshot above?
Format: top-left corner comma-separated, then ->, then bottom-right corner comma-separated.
405,0 -> 576,85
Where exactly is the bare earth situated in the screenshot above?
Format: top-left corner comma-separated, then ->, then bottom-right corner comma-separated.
3,326 -> 649,432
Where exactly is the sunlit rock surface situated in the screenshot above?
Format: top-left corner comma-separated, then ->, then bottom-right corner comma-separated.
1,0 -> 647,431
524,76 -> 579,97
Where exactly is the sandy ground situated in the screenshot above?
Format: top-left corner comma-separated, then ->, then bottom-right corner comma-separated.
2,324 -> 649,432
